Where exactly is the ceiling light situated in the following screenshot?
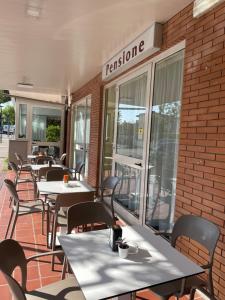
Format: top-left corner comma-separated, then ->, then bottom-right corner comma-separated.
26,6 -> 41,17
17,82 -> 34,89
193,0 -> 224,18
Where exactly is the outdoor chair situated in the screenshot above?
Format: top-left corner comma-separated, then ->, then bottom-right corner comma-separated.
69,161 -> 85,181
8,161 -> 37,200
0,239 -> 85,300
61,201 -> 115,279
46,168 -> 70,181
15,152 -> 32,176
4,179 -> 45,238
149,215 -> 220,300
36,156 -> 54,165
190,286 -> 217,300
54,153 -> 67,165
37,166 -> 63,182
8,161 -> 35,187
95,176 -> 121,220
48,192 -> 95,269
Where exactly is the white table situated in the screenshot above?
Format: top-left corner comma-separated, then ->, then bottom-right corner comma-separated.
27,154 -> 37,160
59,226 -> 203,300
31,164 -> 64,171
37,180 -> 95,195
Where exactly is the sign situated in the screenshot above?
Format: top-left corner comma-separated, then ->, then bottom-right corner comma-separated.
102,22 -> 162,81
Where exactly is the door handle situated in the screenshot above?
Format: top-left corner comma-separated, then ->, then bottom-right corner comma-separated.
134,162 -> 142,167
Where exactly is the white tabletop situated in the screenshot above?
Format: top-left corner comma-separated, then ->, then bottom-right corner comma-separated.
31,164 -> 63,171
59,226 -> 203,300
28,154 -> 37,159
37,180 -> 95,194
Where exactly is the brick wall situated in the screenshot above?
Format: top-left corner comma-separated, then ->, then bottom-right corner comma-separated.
164,2 -> 225,299
70,74 -> 103,187
69,1 -> 225,298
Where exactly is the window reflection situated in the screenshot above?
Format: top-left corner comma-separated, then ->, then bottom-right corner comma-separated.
114,162 -> 141,218
32,107 -> 61,142
145,50 -> 184,231
19,104 -> 27,138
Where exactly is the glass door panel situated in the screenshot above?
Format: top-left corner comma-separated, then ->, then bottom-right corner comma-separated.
116,73 -> 147,159
114,162 -> 141,218
113,68 -> 150,219
72,97 -> 91,177
102,86 -> 116,179
145,50 -> 184,231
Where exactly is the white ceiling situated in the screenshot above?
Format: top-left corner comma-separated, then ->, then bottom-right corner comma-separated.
0,0 -> 193,98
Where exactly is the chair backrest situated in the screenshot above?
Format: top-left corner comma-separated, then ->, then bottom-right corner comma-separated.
38,167 -> 62,181
46,169 -> 70,181
0,239 -> 27,300
101,176 -> 120,193
54,192 -> 94,212
100,176 -> 120,219
8,161 -> 18,174
67,201 -> 115,234
15,152 -> 23,166
4,179 -> 19,206
171,215 -> 220,266
36,156 -> 53,165
60,153 -> 67,162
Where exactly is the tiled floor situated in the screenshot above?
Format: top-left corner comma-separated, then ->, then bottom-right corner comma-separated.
0,170 -> 203,300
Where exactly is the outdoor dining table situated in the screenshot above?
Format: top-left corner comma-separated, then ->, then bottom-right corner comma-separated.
59,225 -> 203,300
31,164 -> 66,171
37,180 -> 95,195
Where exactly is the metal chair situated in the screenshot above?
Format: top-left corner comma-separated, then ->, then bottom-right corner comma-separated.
4,179 -> 45,238
69,161 -> 85,181
97,176 -> 121,220
150,215 -> 220,300
54,153 -> 67,165
0,239 -> 85,300
61,201 -> 115,279
49,192 -> 95,268
190,286 -> 217,300
15,152 -> 32,176
36,156 -> 54,165
8,161 -> 35,187
38,166 -> 63,182
46,168 -> 70,181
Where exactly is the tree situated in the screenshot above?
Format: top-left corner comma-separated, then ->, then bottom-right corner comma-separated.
2,105 -> 15,125
0,90 -> 11,104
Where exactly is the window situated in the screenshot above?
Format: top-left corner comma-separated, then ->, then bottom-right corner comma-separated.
18,104 -> 27,138
32,107 -> 61,142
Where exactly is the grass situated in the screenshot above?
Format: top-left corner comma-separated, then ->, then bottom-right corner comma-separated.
2,157 -> 8,172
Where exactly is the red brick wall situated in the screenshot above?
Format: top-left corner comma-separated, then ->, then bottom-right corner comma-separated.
167,3 -> 225,299
70,74 -> 103,187
70,2 -> 225,298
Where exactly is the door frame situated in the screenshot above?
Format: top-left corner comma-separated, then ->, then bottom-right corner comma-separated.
101,40 -> 186,226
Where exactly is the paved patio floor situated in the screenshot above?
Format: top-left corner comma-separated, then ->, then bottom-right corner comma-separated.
0,170 -> 203,300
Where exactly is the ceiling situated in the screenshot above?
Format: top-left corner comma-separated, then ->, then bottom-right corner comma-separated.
0,0 -> 193,99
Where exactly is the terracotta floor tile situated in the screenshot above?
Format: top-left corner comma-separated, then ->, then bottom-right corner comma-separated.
0,171 -> 203,300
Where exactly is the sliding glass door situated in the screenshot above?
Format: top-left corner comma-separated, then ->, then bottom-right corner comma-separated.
102,48 -> 184,227
71,96 -> 91,178
145,50 -> 184,231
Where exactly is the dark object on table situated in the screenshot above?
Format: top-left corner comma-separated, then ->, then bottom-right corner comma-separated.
110,224 -> 122,252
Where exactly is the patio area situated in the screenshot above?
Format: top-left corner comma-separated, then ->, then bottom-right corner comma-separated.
0,167 -> 203,300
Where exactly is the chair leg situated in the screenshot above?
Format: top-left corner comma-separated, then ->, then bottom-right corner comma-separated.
9,213 -> 18,239
41,207 -> 45,235
51,215 -> 57,271
61,256 -> 67,280
5,210 -> 14,239
190,288 -> 196,300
